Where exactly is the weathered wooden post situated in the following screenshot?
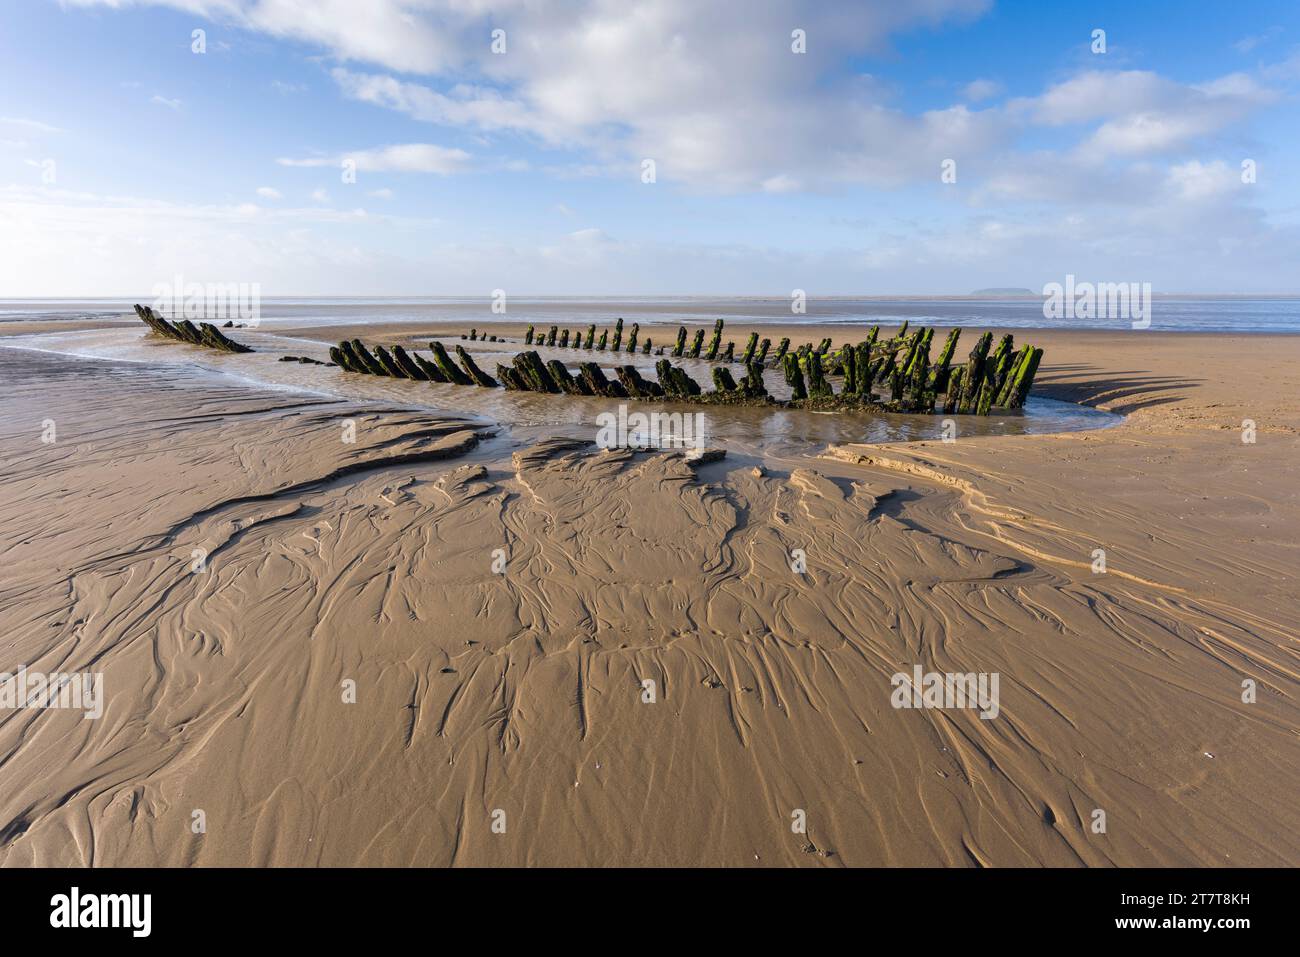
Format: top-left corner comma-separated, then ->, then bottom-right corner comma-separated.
673,326 -> 687,357
559,329 -> 570,348
374,345 -> 409,378
840,341 -> 857,394
722,341 -> 735,363
597,330 -> 608,350
585,324 -> 596,349
337,340 -> 364,373
546,359 -> 588,394
740,332 -> 759,366
904,329 -> 932,393
930,328 -> 961,392
455,345 -> 499,387
177,319 -> 206,344
740,361 -> 767,397
851,342 -> 871,395
392,345 -> 428,380
755,338 -> 771,366
943,367 -> 965,414
351,339 -> 388,375
513,350 -> 561,392
688,329 -> 705,358
611,318 -> 624,351
705,319 -> 724,360
958,331 -> 993,414
627,322 -> 640,353
497,364 -> 527,390
430,341 -> 474,385
578,362 -> 628,397
622,364 -> 666,398
201,322 -> 254,352
525,324 -> 535,345
908,351 -> 931,409
805,351 -> 832,397
545,326 -> 558,347
993,348 -> 1024,406
412,351 -> 448,382
875,346 -> 898,385
1007,346 -> 1042,409
199,323 -> 223,350
712,367 -> 738,392
988,333 -> 1013,375
783,353 -> 807,400
986,338 -> 1015,400
653,359 -> 676,397
655,359 -> 700,397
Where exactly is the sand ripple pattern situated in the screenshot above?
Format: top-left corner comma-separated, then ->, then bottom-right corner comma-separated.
0,349 -> 1295,866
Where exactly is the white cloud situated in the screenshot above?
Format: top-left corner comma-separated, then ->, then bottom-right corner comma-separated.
367,188 -> 394,199
150,94 -> 182,110
1166,160 -> 1240,202
255,186 -> 282,200
961,78 -> 1003,102
760,174 -> 801,194
278,143 -> 472,174
1009,69 -> 1273,160
0,183 -> 444,294
332,68 -> 561,140
6,179 -> 1300,294
1233,27 -> 1282,54
30,2 -> 1300,292
77,0 -> 995,192
0,116 -> 62,134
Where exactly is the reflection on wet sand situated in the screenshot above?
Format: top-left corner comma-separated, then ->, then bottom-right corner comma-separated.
0,323 -> 1120,460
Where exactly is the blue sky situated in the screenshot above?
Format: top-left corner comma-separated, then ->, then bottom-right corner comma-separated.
3,0 -> 1299,294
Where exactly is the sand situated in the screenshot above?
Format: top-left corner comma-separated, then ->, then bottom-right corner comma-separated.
0,318 -> 1296,867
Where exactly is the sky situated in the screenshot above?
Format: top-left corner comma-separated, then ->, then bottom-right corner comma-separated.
2,0 -> 1300,296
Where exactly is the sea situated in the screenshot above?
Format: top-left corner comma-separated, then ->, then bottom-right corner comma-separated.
2,295 -> 1298,333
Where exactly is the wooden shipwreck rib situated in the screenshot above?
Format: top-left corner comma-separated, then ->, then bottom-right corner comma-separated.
132,303 -> 254,353
459,316 -> 1014,385
337,324 -> 1043,415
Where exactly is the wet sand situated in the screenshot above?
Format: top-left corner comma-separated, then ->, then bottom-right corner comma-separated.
0,317 -> 1296,866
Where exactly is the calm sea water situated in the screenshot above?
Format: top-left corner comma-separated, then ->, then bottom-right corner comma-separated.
2,296 -> 1299,332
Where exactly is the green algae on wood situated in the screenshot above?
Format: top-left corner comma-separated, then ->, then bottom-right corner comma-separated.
455,345 -> 499,387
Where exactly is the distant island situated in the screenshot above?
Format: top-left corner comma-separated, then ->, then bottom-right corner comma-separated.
970,287 -> 1037,296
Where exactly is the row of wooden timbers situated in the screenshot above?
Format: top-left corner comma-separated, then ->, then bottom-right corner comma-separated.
133,304 -> 253,352
130,303 -> 1040,415
343,317 -> 1042,415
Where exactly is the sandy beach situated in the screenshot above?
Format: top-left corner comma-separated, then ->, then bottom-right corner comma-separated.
0,316 -> 1295,867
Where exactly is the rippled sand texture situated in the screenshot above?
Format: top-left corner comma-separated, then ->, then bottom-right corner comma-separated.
0,333 -> 1297,867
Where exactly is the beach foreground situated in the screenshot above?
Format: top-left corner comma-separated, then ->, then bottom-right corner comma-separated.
0,323 -> 1296,866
